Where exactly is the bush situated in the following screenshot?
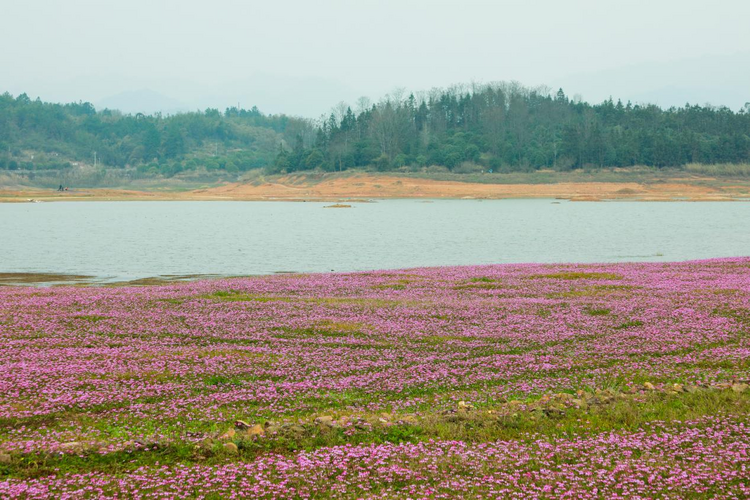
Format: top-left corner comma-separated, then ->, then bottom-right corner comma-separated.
453,161 -> 484,174
684,163 -> 750,177
373,154 -> 390,172
424,165 -> 450,174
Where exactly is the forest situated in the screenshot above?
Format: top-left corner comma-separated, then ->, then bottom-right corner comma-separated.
2,83 -> 750,177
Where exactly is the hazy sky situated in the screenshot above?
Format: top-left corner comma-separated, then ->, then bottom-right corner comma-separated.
3,0 -> 750,116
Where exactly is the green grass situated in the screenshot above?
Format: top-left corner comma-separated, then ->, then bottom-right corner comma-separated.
530,272 -> 623,280
204,375 -> 246,387
615,320 -> 644,330
684,162 -> 750,177
469,277 -> 498,283
583,307 -> 611,316
2,389 -> 747,480
206,290 -> 292,303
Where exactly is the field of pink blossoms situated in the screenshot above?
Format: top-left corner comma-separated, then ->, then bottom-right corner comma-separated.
1,259 -> 749,498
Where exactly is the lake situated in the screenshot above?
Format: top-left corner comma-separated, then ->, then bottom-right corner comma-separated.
1,199 -> 749,282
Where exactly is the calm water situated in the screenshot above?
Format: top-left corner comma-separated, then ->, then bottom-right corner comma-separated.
1,199 -> 749,281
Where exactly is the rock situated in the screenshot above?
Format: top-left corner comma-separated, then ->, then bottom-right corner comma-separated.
0,453 -> 10,464
218,429 -> 236,441
530,407 -> 546,417
289,424 -> 306,434
445,414 -> 468,423
314,415 -> 334,426
458,401 -> 474,410
643,382 -> 656,391
672,383 -> 685,392
223,442 -> 238,454
234,420 -> 251,430
731,383 -> 748,393
248,424 -> 265,437
59,442 -> 83,452
543,405 -> 565,417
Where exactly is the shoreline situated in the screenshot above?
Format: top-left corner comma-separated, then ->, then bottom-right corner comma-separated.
3,255 -> 748,287
3,173 -> 750,202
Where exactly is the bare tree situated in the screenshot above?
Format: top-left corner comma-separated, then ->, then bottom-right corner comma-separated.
356,96 -> 372,115
332,101 -> 349,127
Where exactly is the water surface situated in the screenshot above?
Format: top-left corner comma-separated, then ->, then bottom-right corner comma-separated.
1,199 -> 748,282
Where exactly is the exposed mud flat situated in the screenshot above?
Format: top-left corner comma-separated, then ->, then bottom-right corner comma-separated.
0,273 -> 219,287
0,273 -> 94,286
199,175 -> 750,201
2,173 -> 750,202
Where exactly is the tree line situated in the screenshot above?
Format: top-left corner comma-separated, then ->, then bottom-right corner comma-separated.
0,92 -> 315,175
2,83 -> 749,177
277,84 -> 750,174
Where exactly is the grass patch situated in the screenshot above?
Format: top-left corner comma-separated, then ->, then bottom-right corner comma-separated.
419,335 -> 473,345
372,279 -> 416,290
72,314 -> 108,322
454,276 -> 503,290
372,283 -> 407,290
204,375 -> 246,387
205,290 -> 291,303
273,326 -> 369,340
615,320 -> 644,330
2,390 -> 747,480
530,272 -> 623,281
549,284 -> 636,298
713,307 -> 750,325
583,307 -> 611,316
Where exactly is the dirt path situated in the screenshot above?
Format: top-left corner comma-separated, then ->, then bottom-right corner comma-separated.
2,174 -> 750,202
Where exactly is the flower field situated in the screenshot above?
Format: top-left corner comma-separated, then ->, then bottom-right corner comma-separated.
1,259 -> 749,498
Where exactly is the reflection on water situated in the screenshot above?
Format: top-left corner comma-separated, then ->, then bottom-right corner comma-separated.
1,199 -> 749,283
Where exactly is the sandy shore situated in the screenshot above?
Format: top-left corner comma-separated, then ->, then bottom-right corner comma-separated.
2,174 -> 750,202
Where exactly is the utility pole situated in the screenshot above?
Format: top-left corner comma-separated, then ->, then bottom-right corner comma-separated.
93,151 -> 97,167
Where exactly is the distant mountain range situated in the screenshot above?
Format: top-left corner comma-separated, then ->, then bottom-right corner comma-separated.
555,51 -> 750,110
7,52 -> 750,117
97,89 -> 189,115
94,74 -> 361,117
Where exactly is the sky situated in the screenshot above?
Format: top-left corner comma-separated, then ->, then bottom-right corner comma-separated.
3,0 -> 750,117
